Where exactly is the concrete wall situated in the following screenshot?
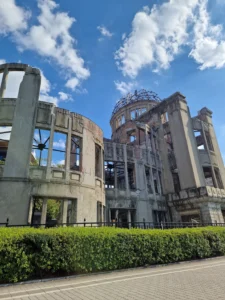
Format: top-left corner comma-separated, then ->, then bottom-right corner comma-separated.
0,63 -> 105,225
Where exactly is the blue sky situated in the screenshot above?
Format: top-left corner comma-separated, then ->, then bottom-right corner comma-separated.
1,0 -> 225,161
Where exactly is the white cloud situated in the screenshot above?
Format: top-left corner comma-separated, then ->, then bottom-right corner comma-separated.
97,25 -> 113,38
0,0 -> 30,34
39,93 -> 58,105
115,0 -> 225,77
39,70 -> 59,105
114,80 -> 137,95
53,139 -> 66,149
65,77 -> 79,90
189,0 -> 225,70
12,0 -> 89,90
0,59 -> 6,65
58,91 -> 72,101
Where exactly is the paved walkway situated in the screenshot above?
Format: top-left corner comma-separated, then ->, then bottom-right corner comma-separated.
1,257 -> 225,300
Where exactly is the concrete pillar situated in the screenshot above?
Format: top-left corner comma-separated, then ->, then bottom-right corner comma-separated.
3,67 -> 41,178
123,144 -> 129,195
28,197 -> 34,224
65,116 -> 72,181
46,107 -> 56,179
0,67 -> 9,98
62,199 -> 68,225
157,115 -> 174,194
41,198 -> 48,225
127,210 -> 131,228
167,93 -> 205,189
199,108 -> 225,189
201,121 -> 218,188
115,209 -> 119,222
109,208 -> 111,222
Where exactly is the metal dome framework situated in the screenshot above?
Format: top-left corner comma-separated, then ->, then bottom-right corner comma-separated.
112,89 -> 161,116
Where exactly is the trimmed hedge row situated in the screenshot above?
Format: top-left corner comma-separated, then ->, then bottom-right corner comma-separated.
1,226 -> 225,283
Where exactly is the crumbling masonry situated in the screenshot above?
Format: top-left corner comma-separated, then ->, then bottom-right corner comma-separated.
1,63 -> 225,225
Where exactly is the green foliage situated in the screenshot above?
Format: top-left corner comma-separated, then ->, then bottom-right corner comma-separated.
1,226 -> 225,283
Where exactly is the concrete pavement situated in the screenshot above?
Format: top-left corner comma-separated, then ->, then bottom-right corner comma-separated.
1,257 -> 225,300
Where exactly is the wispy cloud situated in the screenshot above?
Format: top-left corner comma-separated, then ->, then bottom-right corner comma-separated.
114,80 -> 137,95
97,25 -> 113,41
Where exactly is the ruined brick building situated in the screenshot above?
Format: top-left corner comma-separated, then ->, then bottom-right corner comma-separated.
1,63 -> 225,225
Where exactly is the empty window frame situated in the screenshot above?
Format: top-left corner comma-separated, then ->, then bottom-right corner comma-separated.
130,108 -> 147,120
70,135 -> 82,171
152,169 -> 159,194
128,162 -> 136,190
145,166 -> 153,194
2,71 -> 24,98
116,162 -> 126,190
32,128 -> 50,166
52,132 -> 67,168
95,144 -> 102,178
194,130 -> 205,150
203,166 -> 215,187
104,161 -> 115,188
172,172 -> 181,194
67,199 -> 77,224
0,126 -> 11,164
52,133 -> 67,167
117,114 -> 125,127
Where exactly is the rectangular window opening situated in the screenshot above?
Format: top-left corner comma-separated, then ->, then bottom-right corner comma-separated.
128,162 -> 136,190
31,128 -> 50,166
153,169 -> 159,194
145,166 -> 153,194
0,126 -> 11,164
172,172 -> 181,194
116,162 -> 126,190
70,135 -> 82,171
203,166 -> 216,187
3,71 -> 24,98
104,161 -> 115,188
52,132 -> 67,168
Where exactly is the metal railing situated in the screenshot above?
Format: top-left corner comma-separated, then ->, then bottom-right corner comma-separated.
1,218 -> 225,229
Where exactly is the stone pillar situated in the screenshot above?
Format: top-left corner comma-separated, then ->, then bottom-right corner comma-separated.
123,144 -> 129,195
65,116 -> 72,181
201,120 -> 218,188
127,210 -> 131,228
62,199 -> 68,226
157,115 -> 174,194
0,66 -> 9,98
41,198 -> 48,225
108,208 -> 111,223
199,108 -> 225,189
46,107 -> 56,179
167,93 -> 205,189
115,209 -> 119,222
28,197 -> 34,224
3,67 -> 41,178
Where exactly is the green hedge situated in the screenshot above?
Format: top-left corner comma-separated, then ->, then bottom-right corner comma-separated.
1,226 -> 225,283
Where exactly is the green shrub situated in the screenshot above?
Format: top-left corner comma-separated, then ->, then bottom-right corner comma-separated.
0,226 -> 225,283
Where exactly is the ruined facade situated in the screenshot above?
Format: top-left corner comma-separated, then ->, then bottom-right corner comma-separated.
105,90 -> 225,224
0,62 -> 225,225
0,63 -> 105,225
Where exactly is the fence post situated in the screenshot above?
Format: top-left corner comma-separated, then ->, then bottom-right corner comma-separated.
161,221 -> 163,230
6,218 -> 9,227
84,218 -> 86,227
115,218 -> 118,228
143,218 -> 146,229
